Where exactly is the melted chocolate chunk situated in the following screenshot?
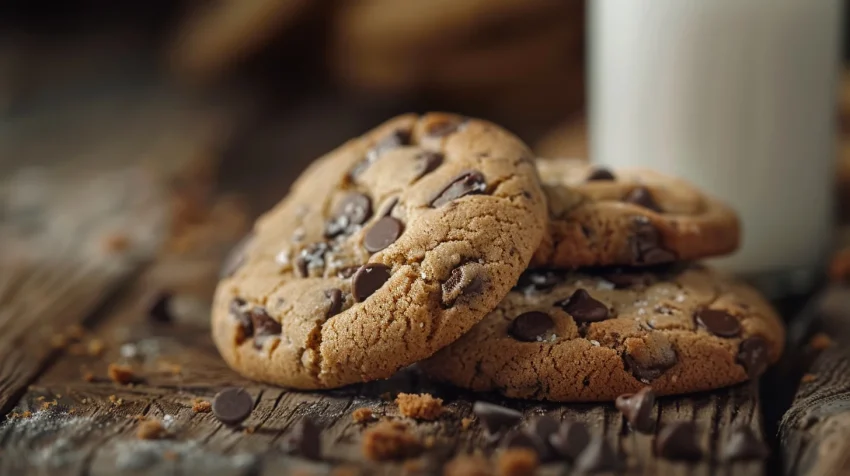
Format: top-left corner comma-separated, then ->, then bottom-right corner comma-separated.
325,193 -> 373,238
472,401 -> 522,437
655,422 -> 703,461
508,312 -> 555,342
295,242 -> 330,278
556,289 -> 609,322
694,308 -> 741,337
412,151 -> 443,181
230,298 -> 253,337
351,264 -> 392,302
426,117 -> 465,137
250,307 -> 281,336
737,336 -> 770,379
624,186 -> 663,212
629,217 -> 676,265
325,288 -> 343,318
441,263 -> 485,307
615,387 -> 656,433
364,216 -> 404,253
623,350 -> 678,382
587,168 -> 616,181
429,171 -> 487,208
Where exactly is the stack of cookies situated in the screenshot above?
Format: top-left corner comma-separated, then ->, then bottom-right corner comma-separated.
212,113 -> 784,402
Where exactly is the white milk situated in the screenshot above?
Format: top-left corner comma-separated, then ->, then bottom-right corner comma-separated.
590,0 -> 843,294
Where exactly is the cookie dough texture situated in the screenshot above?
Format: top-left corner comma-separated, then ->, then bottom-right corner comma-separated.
533,159 -> 740,268
212,113 -> 547,389
421,266 -> 785,401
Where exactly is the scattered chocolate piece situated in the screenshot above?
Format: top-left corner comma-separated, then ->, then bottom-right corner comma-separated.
499,429 -> 545,454
629,217 -> 676,265
508,312 -> 555,342
325,288 -> 344,318
395,393 -> 444,421
514,270 -> 563,293
426,117 -> 465,137
351,264 -> 392,302
737,336 -> 770,379
556,289 -> 609,323
624,186 -> 662,212
430,171 -> 487,208
574,436 -> 620,473
549,420 -> 590,461
220,233 -> 254,278
352,408 -> 374,423
326,193 -> 373,238
615,387 -> 656,433
694,308 -> 741,337
295,242 -> 330,277
284,417 -> 322,461
362,421 -> 422,461
529,416 -> 559,456
496,448 -> 538,476
137,419 -> 166,440
473,402 -> 522,437
364,216 -> 404,253
721,427 -> 769,462
655,422 -> 703,461
108,363 -> 135,385
212,387 -> 254,426
587,168 -> 616,181
249,307 -> 281,337
145,291 -> 173,323
412,151 -> 444,180
441,262 -> 485,307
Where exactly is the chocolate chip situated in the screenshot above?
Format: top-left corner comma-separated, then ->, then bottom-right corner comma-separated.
655,422 -> 703,461
528,416 -> 559,461
737,336 -> 770,379
514,270 -> 563,293
629,217 -> 676,265
556,289 -> 609,323
429,171 -> 487,208
284,417 -> 322,461
720,427 -> 769,462
623,349 -> 678,382
351,263 -> 391,302
508,312 -> 555,342
325,288 -> 343,318
472,401 -> 522,437
146,291 -> 173,323
325,193 -> 373,238
249,307 -> 281,337
624,186 -> 662,212
426,117 -> 465,137
230,298 -> 253,337
441,262 -> 485,307
549,420 -> 590,461
615,387 -> 656,433
499,429 -> 546,456
351,129 -> 411,178
364,216 -> 404,253
694,309 -> 741,337
295,242 -> 329,278
574,436 -> 620,473
220,233 -> 254,278
212,387 -> 254,425
587,168 -> 616,181
412,151 -> 443,180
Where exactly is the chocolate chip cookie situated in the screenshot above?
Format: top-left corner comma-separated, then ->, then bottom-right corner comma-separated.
421,265 -> 784,401
532,159 -> 741,268
212,113 -> 547,389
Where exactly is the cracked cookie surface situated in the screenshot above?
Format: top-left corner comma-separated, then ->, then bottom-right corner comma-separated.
421,265 -> 784,401
532,158 -> 740,268
211,113 -> 547,389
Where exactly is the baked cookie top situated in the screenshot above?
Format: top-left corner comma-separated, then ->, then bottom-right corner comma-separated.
532,159 -> 740,268
421,265 -> 784,401
212,113 -> 547,389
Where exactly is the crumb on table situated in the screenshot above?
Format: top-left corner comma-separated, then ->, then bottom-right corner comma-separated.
496,448 -> 538,476
87,339 -> 105,357
395,393 -> 444,421
103,233 -> 131,253
809,332 -> 835,351
362,421 -> 422,461
82,372 -> 95,383
444,454 -> 492,476
108,363 -> 135,385
461,417 -> 474,431
352,407 -> 374,423
137,419 -> 166,440
192,399 -> 212,413
802,373 -> 817,383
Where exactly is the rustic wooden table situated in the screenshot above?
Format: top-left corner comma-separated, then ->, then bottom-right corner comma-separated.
0,81 -> 845,476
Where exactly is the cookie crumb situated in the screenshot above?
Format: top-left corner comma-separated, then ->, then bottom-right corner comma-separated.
395,393 -> 443,421
21,411 -> 32,419
87,339 -> 105,357
362,421 -> 422,461
103,233 -> 131,253
82,372 -> 95,383
163,450 -> 179,461
108,363 -> 135,385
809,333 -> 834,351
802,373 -> 817,383
137,419 -> 166,440
352,407 -> 374,423
496,448 -> 538,476
461,417 -> 474,431
423,435 -> 436,448
243,425 -> 257,434
444,454 -> 492,476
108,395 -> 124,406
192,399 -> 212,413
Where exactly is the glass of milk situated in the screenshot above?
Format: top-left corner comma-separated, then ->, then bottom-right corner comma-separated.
590,0 -> 844,296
